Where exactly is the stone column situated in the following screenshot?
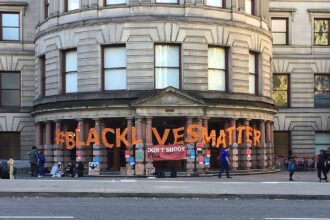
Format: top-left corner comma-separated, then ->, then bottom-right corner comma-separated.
84,121 -> 93,167
257,120 -> 267,169
134,117 -> 145,175
185,117 -> 194,175
239,119 -> 252,170
202,118 -> 210,172
53,120 -> 64,164
251,121 -> 258,169
228,119 -> 238,171
62,122 -> 71,166
196,118 -> 204,174
93,119 -> 107,171
76,119 -> 86,164
266,120 -> 273,169
145,117 -> 153,176
270,121 -> 275,168
35,123 -> 43,150
44,121 -> 54,168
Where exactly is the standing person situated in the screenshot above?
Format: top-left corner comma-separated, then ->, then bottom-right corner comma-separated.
8,159 -> 14,180
28,146 -> 38,177
218,148 -> 232,178
287,150 -> 295,181
37,150 -> 46,178
317,150 -> 328,182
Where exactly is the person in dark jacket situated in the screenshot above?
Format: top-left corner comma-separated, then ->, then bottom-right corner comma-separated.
218,148 -> 232,178
28,146 -> 38,177
317,150 -> 328,182
37,150 -> 46,177
287,150 -> 295,181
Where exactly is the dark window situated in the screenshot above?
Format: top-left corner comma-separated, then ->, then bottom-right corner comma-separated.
314,74 -> 330,107
205,0 -> 225,7
0,72 -> 20,106
272,74 -> 289,107
271,18 -> 288,45
274,131 -> 290,159
0,132 -> 20,159
39,56 -> 46,97
64,0 -> 80,12
0,12 -> 19,41
44,0 -> 49,19
208,46 -> 227,91
155,44 -> 180,89
249,52 -> 258,95
102,46 -> 127,90
62,50 -> 77,94
314,19 -> 329,46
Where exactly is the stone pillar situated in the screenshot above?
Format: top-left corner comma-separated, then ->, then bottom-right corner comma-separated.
239,119 -> 252,170
202,118 -> 210,172
185,117 -> 194,175
76,119 -> 86,164
270,121 -> 275,168
62,122 -> 71,166
54,120 -> 64,164
145,117 -> 153,176
84,121 -> 93,167
257,120 -> 267,169
196,118 -> 204,174
251,121 -> 258,169
93,119 -> 107,171
44,121 -> 54,168
35,123 -> 43,150
228,119 -> 238,171
266,120 -> 273,169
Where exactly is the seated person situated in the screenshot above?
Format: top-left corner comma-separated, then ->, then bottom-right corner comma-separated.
65,162 -> 74,177
50,162 -> 64,177
73,161 -> 84,177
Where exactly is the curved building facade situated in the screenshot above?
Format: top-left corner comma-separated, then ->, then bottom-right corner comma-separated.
33,0 -> 276,175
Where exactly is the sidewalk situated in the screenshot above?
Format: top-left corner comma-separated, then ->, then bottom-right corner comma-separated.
1,171 -> 329,200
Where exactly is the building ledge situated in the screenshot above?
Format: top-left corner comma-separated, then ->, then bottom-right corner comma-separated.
0,2 -> 27,7
270,8 -> 297,13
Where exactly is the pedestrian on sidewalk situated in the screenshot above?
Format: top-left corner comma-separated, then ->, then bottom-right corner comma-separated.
287,150 -> 295,181
317,150 -> 328,182
218,148 -> 232,178
37,150 -> 46,178
28,146 -> 38,177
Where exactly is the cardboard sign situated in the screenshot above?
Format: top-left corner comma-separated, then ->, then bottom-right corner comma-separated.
125,150 -> 131,159
190,149 -> 196,159
204,157 -> 210,166
88,162 -> 100,176
247,149 -> 252,156
198,156 -> 204,164
135,149 -> 144,162
205,150 -> 211,157
129,156 -> 135,166
146,145 -> 186,161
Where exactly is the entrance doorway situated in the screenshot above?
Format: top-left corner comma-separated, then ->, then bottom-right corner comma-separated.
0,132 -> 20,159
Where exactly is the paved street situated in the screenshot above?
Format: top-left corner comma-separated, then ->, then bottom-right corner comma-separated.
0,197 -> 329,220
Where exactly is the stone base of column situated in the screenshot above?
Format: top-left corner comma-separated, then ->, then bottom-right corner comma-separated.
267,145 -> 274,169
238,147 -> 252,170
53,145 -> 64,164
257,148 -> 267,169
44,144 -> 54,169
145,162 -> 155,176
251,147 -> 258,169
186,159 -> 195,175
63,149 -> 72,167
229,147 -> 239,171
93,145 -> 108,171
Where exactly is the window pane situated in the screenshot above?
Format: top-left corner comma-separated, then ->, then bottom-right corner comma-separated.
104,47 -> 126,68
2,90 -> 20,106
249,53 -> 256,73
65,72 -> 77,93
68,0 -> 80,11
206,0 -> 223,7
1,73 -> 20,89
2,14 -> 19,27
155,45 -> 179,67
314,20 -> 328,33
314,33 -> 328,46
272,19 -> 287,32
208,70 -> 225,91
104,69 -> 127,90
245,0 -> 252,14
249,74 -> 255,94
272,90 -> 288,107
155,0 -> 177,3
272,33 -> 287,45
2,28 -> 19,41
273,75 -> 288,90
208,47 -> 225,69
155,68 -> 179,89
65,51 -> 77,72
314,75 -> 330,107
106,0 -> 126,4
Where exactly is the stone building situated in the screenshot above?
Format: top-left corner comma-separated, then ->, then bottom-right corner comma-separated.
270,0 -> 330,160
2,0 -> 279,175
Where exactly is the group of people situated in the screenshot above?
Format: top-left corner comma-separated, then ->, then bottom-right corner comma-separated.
28,146 -> 84,178
288,149 -> 330,182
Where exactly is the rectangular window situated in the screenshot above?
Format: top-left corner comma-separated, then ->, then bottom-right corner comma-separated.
103,46 -> 127,90
0,72 -> 20,106
314,19 -> 330,46
271,18 -> 288,45
155,44 -> 180,89
249,52 -> 258,95
105,0 -> 126,5
155,0 -> 178,4
315,132 -> 330,155
65,0 -> 80,12
208,47 -> 227,91
0,132 -> 20,159
245,0 -> 254,15
272,74 -> 289,107
314,74 -> 330,107
1,12 -> 19,41
63,50 -> 77,94
205,0 -> 224,7
44,0 -> 49,19
40,56 -> 46,97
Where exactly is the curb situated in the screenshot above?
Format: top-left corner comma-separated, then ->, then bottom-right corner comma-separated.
0,192 -> 329,200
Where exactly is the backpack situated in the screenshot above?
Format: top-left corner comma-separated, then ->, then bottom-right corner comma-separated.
288,161 -> 295,171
